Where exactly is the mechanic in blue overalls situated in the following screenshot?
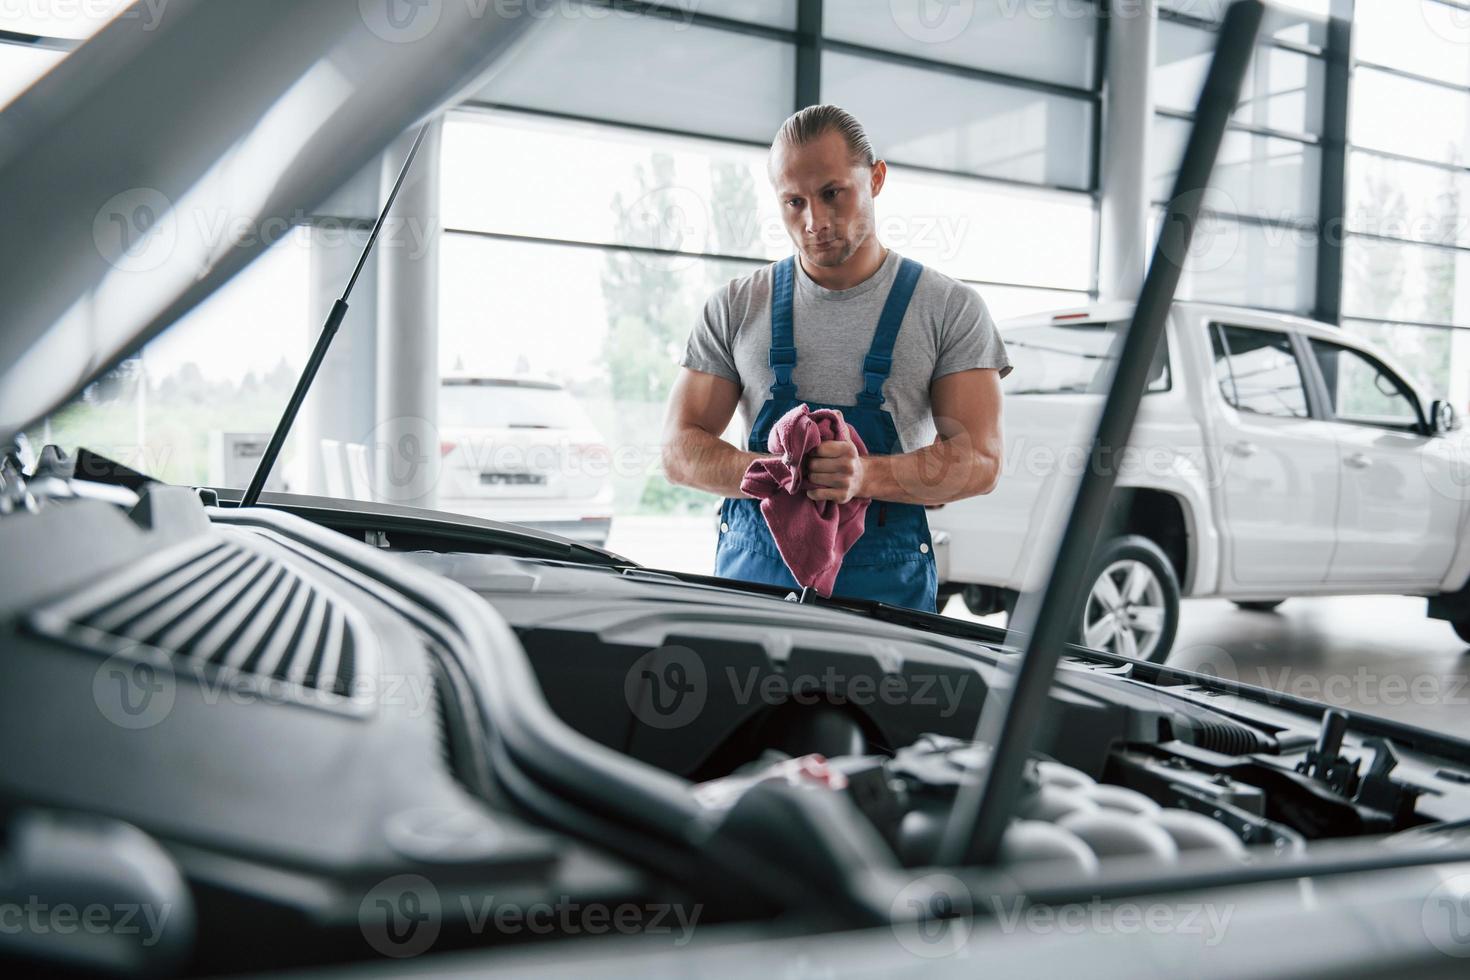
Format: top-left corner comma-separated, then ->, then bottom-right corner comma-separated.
663,105 -> 1009,613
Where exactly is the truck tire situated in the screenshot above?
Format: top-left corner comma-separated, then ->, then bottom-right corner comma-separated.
936,582 -> 964,610
1452,620 -> 1470,645
1233,599 -> 1284,613
1076,535 -> 1180,663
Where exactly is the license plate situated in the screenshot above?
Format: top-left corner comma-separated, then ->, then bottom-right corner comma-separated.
479,471 -> 546,487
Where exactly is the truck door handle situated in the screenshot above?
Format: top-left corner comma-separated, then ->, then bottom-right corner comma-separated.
1228,440 -> 1258,458
1345,452 -> 1372,470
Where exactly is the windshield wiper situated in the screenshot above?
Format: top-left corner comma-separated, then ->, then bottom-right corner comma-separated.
242,125 -> 431,507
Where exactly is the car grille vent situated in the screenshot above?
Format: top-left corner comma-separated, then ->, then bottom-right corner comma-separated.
28,536 -> 369,712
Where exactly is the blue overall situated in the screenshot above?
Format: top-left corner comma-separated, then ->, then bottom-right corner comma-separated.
713,255 -> 939,612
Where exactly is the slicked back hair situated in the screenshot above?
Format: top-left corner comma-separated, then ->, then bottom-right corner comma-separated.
773,104 -> 877,168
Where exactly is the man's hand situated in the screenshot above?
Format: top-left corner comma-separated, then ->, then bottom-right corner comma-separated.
804,440 -> 866,504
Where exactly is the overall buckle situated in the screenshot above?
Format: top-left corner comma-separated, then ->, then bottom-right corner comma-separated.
769,346 -> 797,387
861,353 -> 891,406
862,353 -> 893,376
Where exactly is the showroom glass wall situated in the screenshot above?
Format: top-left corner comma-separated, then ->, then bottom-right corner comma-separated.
1149,0 -> 1338,316
436,0 -> 1101,533
1343,0 -> 1470,408
6,1 -> 1100,526
19,2 -> 1470,549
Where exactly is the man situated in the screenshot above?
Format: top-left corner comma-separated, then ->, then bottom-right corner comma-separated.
661,104 -> 1009,613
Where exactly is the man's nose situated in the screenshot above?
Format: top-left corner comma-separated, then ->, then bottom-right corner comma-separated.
804,208 -> 828,238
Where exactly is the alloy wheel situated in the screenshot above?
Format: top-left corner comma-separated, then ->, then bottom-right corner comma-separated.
1083,558 -> 1167,660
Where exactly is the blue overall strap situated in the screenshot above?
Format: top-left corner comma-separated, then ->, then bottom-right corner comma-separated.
857,257 -> 923,408
768,256 -> 798,400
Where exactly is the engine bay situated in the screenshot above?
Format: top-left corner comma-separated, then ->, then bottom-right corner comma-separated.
407,549 -> 1465,870
4,482 -> 1470,975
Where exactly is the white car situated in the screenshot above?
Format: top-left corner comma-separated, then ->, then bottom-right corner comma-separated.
930,301 -> 1468,662
437,375 -> 614,545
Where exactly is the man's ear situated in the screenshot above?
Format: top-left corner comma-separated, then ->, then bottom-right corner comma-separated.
870,159 -> 887,198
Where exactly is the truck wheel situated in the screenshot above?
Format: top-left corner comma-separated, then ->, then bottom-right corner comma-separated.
1076,535 -> 1180,663
1233,599 -> 1284,613
936,582 -> 963,610
1452,620 -> 1470,645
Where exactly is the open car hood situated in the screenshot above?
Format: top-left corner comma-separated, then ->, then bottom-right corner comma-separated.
0,0 -> 541,441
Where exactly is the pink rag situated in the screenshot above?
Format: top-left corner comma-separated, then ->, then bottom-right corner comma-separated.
739,404 -> 869,596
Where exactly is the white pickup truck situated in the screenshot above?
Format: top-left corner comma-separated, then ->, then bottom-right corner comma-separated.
929,300 -> 1469,663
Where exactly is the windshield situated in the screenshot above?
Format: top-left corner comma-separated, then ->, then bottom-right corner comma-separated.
1003,320 -> 1170,395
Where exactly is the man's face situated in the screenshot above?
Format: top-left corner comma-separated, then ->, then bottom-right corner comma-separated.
769,130 -> 886,270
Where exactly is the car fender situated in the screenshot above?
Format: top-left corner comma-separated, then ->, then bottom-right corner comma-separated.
1116,454 -> 1219,596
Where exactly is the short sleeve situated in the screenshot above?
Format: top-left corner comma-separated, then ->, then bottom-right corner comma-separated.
934,283 -> 1013,381
679,288 -> 740,383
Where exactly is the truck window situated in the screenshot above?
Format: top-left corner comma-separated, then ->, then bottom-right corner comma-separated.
1003,321 -> 1170,395
1210,324 -> 1309,419
1308,340 -> 1421,431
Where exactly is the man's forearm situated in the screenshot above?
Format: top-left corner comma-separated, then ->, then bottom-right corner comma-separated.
858,441 -> 1000,505
664,425 -> 764,498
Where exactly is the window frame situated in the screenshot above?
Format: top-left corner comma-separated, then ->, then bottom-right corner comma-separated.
1299,335 -> 1429,435
1208,321 -> 1319,421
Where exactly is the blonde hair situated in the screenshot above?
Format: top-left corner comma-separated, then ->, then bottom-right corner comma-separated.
773,104 -> 877,168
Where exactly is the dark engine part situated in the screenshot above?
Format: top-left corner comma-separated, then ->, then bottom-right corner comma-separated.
696,735 -> 1249,876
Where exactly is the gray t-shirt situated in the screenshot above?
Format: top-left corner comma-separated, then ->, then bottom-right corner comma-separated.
680,249 -> 1012,453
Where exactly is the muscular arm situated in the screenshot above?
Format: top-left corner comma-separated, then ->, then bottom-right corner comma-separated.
661,368 -> 765,498
807,368 -> 1004,506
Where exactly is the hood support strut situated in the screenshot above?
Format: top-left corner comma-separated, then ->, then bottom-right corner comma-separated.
242,124 -> 430,508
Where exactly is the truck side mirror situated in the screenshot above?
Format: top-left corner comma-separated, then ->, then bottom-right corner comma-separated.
1430,399 -> 1457,435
